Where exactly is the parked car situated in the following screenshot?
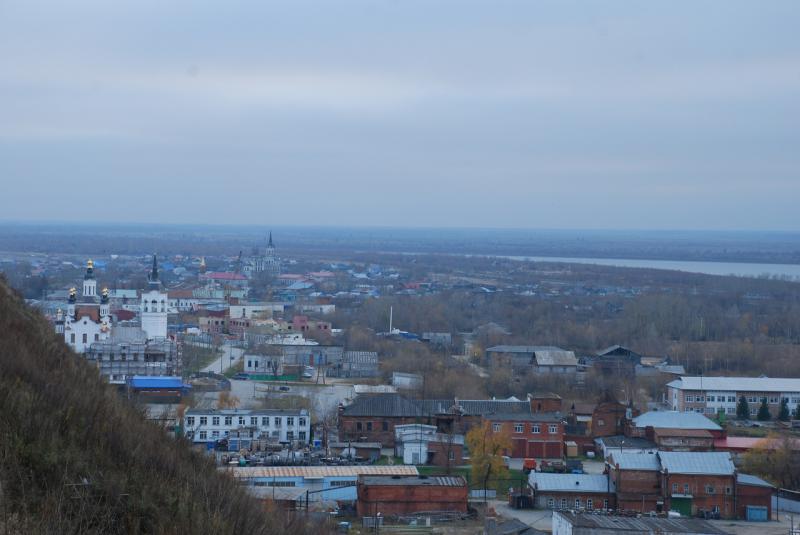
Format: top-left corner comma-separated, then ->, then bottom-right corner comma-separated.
233,372 -> 249,380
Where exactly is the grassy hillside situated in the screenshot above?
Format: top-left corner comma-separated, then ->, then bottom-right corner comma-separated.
0,277 -> 318,534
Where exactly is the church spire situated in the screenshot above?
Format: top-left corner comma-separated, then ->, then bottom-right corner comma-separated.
268,231 -> 274,249
148,254 -> 160,287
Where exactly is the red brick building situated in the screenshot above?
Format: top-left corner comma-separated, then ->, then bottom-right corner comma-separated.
529,472 -> 615,511
356,475 -> 468,517
488,413 -> 564,459
338,394 -> 540,448
607,451 -> 773,520
735,473 -> 773,520
607,451 -> 662,513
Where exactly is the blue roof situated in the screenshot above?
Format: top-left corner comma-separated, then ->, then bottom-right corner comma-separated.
129,376 -> 190,389
737,473 -> 773,488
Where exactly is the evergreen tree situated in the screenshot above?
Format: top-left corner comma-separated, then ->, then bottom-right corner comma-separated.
779,398 -> 791,422
757,398 -> 771,421
794,404 -> 800,420
736,396 -> 750,419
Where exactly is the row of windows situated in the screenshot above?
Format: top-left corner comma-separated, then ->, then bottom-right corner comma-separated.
356,421 -> 389,432
70,333 -> 99,344
187,416 -> 306,428
498,423 -> 559,434
671,483 -> 731,495
197,430 -> 306,441
687,394 -> 800,404
546,498 -> 608,510
253,481 -> 296,487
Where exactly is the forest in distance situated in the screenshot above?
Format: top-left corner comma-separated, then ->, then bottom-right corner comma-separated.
2,221 -> 800,265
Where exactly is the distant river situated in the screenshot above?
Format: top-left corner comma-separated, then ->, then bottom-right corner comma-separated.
504,256 -> 800,280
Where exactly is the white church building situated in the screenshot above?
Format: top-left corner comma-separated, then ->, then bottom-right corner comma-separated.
54,260 -> 112,353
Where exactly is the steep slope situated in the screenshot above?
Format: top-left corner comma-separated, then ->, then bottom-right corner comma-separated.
0,278 -> 315,534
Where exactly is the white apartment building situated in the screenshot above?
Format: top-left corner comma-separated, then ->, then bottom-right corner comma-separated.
666,376 -> 800,418
184,408 -> 310,446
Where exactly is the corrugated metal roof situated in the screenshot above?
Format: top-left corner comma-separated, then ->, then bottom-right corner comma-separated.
555,512 -> 731,534
669,376 -> 800,393
737,473 -> 774,488
632,411 -> 722,431
227,465 -> 419,479
342,394 -> 532,418
529,473 -> 614,493
609,451 -> 660,471
487,345 -> 564,354
657,451 -> 734,475
359,475 -> 466,487
534,350 -> 578,367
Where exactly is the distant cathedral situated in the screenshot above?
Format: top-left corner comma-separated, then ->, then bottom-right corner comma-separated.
245,231 -> 281,276
54,259 -> 112,353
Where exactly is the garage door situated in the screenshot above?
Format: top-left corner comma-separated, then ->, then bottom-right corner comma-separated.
544,442 -> 562,459
671,497 -> 692,517
527,441 -> 545,458
746,505 -> 768,521
512,438 -> 526,458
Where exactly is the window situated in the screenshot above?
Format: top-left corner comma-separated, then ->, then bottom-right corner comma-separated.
199,417 -> 207,426
287,417 -> 294,426
560,499 -> 567,509
587,499 -> 593,511
769,396 -> 779,404
603,499 -> 609,510
727,407 -> 736,414
725,486 -> 732,495
448,450 -> 455,461
728,396 -> 737,403
706,485 -> 715,494
329,480 -> 351,487
225,416 -> 232,426
262,417 -> 269,426
212,417 -> 220,426
492,423 -> 501,433
186,417 -> 195,426
211,431 -> 219,438
286,431 -> 294,440
547,498 -> 555,509
750,407 -> 758,416
259,481 -> 295,487
748,396 -> 758,403
685,395 -> 694,402
672,483 -> 678,493
70,333 -> 76,343
94,334 -> 99,341
250,417 -> 257,426
300,418 -> 307,427
366,422 -> 373,431
514,423 -> 524,433
575,498 -> 581,509
356,422 -> 362,431
705,407 -> 715,414
548,425 -> 558,433
382,421 -> 388,431
198,431 -> 207,440
298,431 -> 306,441
238,417 -> 245,426
707,395 -> 715,402
683,484 -> 690,494
597,419 -> 605,426
82,333 -> 87,344
532,425 -> 540,433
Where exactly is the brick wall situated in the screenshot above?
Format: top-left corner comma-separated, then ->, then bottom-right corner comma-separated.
357,480 -> 468,517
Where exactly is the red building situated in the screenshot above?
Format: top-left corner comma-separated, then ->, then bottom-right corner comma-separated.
356,475 -> 468,517
487,413 -> 564,459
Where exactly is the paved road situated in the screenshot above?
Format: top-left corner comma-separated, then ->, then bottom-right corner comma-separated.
201,344 -> 244,374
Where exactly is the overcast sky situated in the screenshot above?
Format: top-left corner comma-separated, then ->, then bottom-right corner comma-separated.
1,1 -> 798,230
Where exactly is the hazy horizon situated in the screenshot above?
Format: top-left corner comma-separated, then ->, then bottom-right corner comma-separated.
2,1 -> 799,230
